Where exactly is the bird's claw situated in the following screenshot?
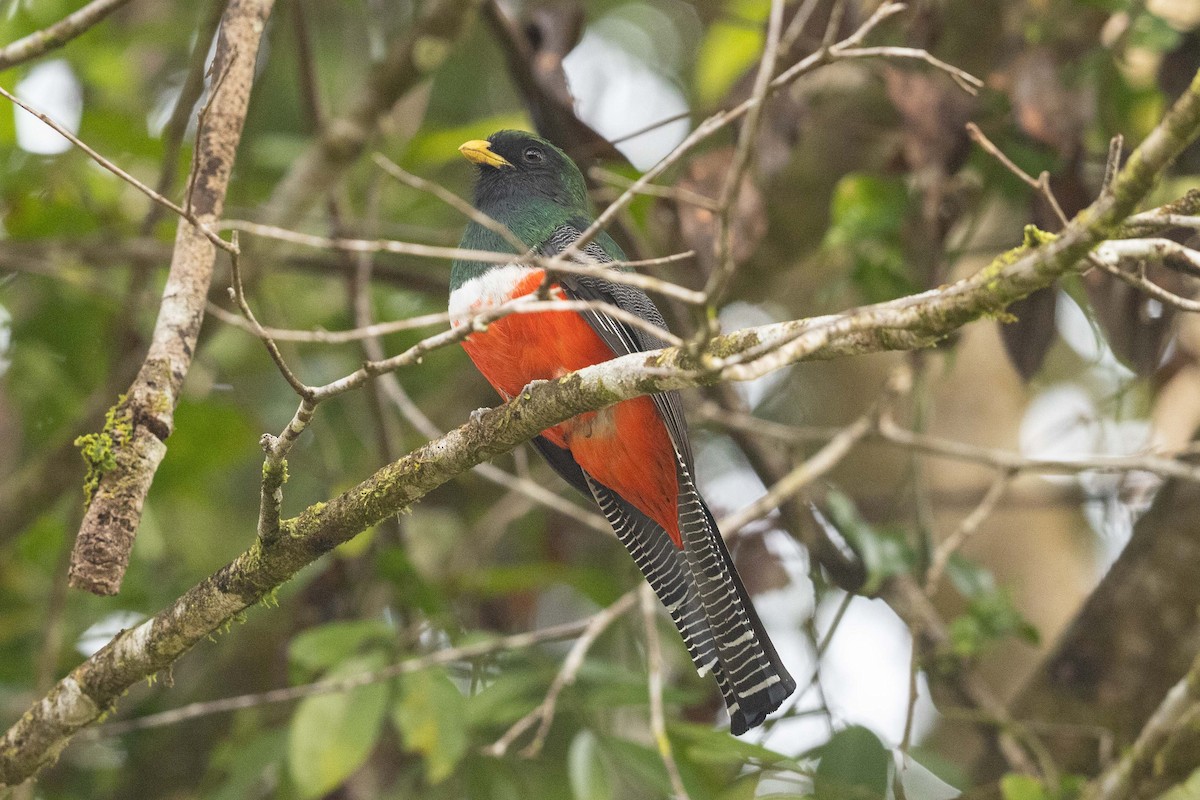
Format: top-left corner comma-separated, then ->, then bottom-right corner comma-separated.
470,407 -> 491,424
520,379 -> 549,397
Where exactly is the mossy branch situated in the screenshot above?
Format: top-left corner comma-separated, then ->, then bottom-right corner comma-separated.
3,65 -> 1200,791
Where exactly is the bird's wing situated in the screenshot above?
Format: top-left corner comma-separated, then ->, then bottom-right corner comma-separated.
538,222 -> 693,468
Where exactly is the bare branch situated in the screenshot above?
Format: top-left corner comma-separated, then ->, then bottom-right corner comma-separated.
719,413 -> 874,536
924,471 -> 1015,595
220,220 -> 708,304
485,591 -> 637,758
0,0 -> 135,72
641,585 -> 692,800
372,152 -> 528,254
1094,238 -> 1200,281
90,607 -> 631,736
1086,652 -> 1200,800
0,85 -> 234,254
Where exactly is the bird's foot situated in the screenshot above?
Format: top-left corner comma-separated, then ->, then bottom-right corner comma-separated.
469,407 -> 491,424
520,379 -> 549,398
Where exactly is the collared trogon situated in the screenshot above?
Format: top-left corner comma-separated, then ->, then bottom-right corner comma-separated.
449,130 -> 795,734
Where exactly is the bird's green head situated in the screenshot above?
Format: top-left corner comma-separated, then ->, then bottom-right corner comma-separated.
459,130 -> 589,217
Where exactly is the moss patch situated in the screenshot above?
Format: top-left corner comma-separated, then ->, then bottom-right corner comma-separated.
73,397 -> 133,507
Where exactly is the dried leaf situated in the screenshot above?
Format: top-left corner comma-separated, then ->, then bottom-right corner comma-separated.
884,66 -> 976,175
1084,265 -> 1181,376
1008,48 -> 1093,158
672,147 -> 767,276
999,286 -> 1059,381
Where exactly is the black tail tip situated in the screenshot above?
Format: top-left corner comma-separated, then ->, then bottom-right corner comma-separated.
728,674 -> 797,735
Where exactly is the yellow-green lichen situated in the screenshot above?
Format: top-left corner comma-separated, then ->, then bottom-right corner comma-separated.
262,458 -> 289,484
979,225 -> 1056,293
1022,223 -> 1057,248
260,586 -> 281,608
73,397 -> 133,507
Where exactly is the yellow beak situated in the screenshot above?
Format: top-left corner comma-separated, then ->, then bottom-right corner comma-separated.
458,139 -> 512,168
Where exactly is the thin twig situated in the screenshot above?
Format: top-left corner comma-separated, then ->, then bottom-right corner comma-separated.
697,0 -> 786,347
226,234 -> 313,398
641,585 -> 692,800
485,591 -> 637,758
373,152 -> 528,254
719,414 -> 874,535
220,220 -> 708,304
90,607 -> 636,737
838,45 -> 982,95
1088,253 -> 1200,312
780,0 -> 825,55
0,84 -> 235,254
588,166 -> 720,211
967,122 -> 1068,226
924,470 -> 1015,595
184,44 -> 239,218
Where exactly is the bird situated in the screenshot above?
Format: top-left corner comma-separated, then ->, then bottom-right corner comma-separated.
449,130 -> 795,734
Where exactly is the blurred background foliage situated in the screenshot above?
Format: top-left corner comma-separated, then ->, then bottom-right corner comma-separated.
2,0 -> 1200,798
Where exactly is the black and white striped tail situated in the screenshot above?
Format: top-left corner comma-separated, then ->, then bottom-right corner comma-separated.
585,464 -> 796,734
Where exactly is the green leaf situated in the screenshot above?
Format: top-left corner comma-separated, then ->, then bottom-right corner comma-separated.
206,728 -> 287,800
670,721 -> 803,770
391,667 -> 469,784
569,729 -> 614,800
694,0 -> 769,106
287,652 -> 391,799
1002,774 -> 1050,800
288,619 -> 395,678
822,490 -> 915,594
828,174 -> 909,240
598,735 -> 672,797
1127,11 -> 1182,53
949,587 -> 1039,658
812,726 -> 890,800
824,174 -> 917,303
945,554 -> 998,598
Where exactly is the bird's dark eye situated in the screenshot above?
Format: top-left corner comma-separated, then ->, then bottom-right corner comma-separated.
523,147 -> 545,163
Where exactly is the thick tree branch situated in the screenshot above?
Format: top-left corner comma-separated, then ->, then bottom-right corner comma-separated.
66,0 -> 274,595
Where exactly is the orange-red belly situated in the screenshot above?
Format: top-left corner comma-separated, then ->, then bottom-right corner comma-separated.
459,271 -> 681,546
